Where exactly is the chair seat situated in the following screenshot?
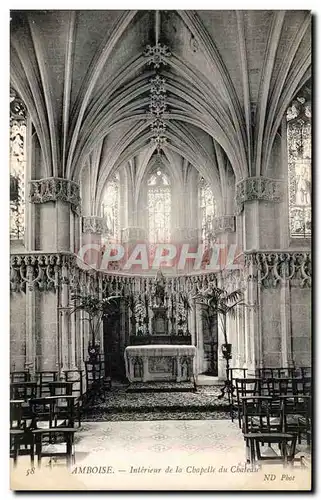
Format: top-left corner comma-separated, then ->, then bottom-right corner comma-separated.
36,419 -> 66,430
32,427 -> 77,434
10,429 -> 25,436
244,432 -> 293,439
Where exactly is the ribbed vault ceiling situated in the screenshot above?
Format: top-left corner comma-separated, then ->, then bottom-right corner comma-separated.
10,9 -> 311,208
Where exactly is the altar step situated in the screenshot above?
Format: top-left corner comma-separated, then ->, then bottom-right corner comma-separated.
126,381 -> 196,393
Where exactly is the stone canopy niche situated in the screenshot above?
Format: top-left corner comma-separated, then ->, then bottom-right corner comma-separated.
129,270 -> 192,346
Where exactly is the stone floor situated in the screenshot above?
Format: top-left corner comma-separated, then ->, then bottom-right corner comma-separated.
11,420 -> 312,491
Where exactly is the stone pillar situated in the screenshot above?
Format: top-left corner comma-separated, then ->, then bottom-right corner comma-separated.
25,288 -> 36,376
235,176 -> 285,251
29,177 -> 81,252
28,177 -> 81,374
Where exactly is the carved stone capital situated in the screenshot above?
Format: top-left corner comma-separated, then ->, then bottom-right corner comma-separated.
82,216 -> 107,235
29,177 -> 81,214
235,177 -> 285,215
213,216 -> 236,235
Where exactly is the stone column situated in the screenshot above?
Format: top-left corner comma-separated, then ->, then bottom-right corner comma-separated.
235,176 -> 285,251
29,177 -> 81,374
29,177 -> 81,252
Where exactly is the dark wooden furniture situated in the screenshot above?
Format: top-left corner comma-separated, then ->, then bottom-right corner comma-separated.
10,400 -> 34,467
36,371 -> 58,397
29,396 -> 77,467
10,382 -> 38,401
84,360 -> 105,406
10,371 -> 31,383
235,378 -> 262,428
48,381 -> 73,397
64,370 -> 84,426
227,367 -> 248,422
241,396 -> 297,465
243,432 -> 297,465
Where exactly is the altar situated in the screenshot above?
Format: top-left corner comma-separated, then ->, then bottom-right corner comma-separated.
124,345 -> 196,383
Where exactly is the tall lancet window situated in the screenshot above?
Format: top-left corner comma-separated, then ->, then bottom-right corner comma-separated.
10,89 -> 27,240
148,167 -> 171,243
287,91 -> 311,238
101,173 -> 120,242
199,176 -> 216,243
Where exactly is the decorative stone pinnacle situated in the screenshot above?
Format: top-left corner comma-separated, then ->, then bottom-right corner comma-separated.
144,43 -> 171,69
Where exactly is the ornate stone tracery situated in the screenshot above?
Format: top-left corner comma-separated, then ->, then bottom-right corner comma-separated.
10,88 -> 27,240
29,177 -> 81,214
235,177 -> 285,215
82,216 -> 108,234
244,251 -> 311,288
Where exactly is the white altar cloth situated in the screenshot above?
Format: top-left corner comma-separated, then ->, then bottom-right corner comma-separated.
124,345 -> 196,383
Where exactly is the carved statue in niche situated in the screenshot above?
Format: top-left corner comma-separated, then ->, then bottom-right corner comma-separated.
134,297 -> 147,335
180,356 -> 191,379
133,357 -> 143,378
176,299 -> 188,335
153,269 -> 166,307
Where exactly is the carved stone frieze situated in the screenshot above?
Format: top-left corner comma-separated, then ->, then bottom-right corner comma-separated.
213,216 -> 236,235
29,178 -> 81,214
10,253 -> 76,292
82,216 -> 107,235
235,177 -> 285,215
244,251 -> 311,288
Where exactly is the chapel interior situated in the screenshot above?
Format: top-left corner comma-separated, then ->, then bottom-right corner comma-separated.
9,9 -> 312,481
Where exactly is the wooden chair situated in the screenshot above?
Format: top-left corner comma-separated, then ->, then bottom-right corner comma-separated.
10,371 -> 31,383
84,360 -> 105,407
29,397 -> 77,467
10,400 -> 34,467
64,370 -> 84,427
280,395 -> 311,446
241,396 -> 297,466
235,378 -> 262,428
48,381 -> 73,397
293,377 -> 311,396
227,368 -> 248,422
36,371 -> 58,397
10,382 -> 38,401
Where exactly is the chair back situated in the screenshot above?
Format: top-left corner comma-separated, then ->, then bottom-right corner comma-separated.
10,401 -> 24,429
241,396 -> 278,433
48,381 -> 73,397
293,377 -> 311,396
10,371 -> 31,383
10,382 -> 38,401
36,371 -> 58,397
64,370 -> 84,399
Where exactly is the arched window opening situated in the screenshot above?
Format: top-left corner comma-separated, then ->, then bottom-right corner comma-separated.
287,89 -> 311,238
147,166 -> 171,243
101,173 -> 120,242
10,89 -> 26,240
199,176 -> 216,244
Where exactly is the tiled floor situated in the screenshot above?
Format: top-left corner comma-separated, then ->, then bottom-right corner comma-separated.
10,420 -> 312,491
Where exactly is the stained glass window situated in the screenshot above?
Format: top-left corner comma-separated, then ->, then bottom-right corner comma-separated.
199,176 -> 216,243
287,92 -> 311,238
101,173 -> 120,242
148,167 -> 171,243
10,89 -> 27,240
